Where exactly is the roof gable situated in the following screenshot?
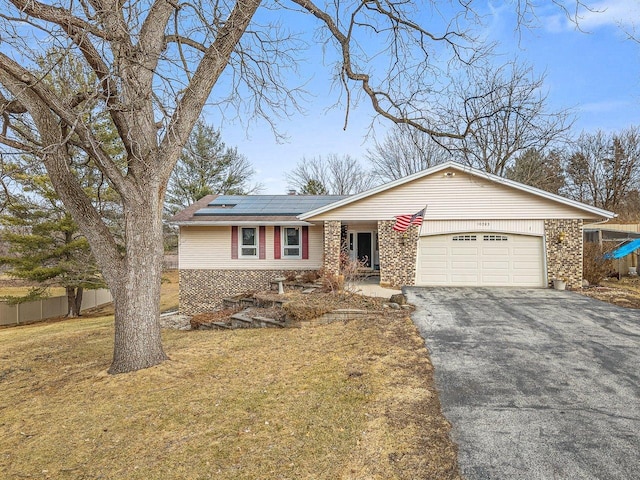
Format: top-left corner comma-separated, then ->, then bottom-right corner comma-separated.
299,161 -> 615,221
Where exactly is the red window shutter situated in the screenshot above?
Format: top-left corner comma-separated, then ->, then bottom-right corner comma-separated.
231,226 -> 238,259
259,226 -> 266,259
274,226 -> 281,259
302,226 -> 309,260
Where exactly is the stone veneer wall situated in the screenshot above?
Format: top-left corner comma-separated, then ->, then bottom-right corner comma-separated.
377,220 -> 420,288
180,269 -> 316,315
544,219 -> 583,289
323,220 -> 342,277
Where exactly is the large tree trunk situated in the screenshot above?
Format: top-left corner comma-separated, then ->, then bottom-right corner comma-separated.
106,199 -> 168,374
66,287 -> 84,317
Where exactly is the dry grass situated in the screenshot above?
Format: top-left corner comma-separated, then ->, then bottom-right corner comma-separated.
0,306 -> 459,479
74,270 -> 180,319
160,269 -> 180,312
255,290 -> 386,323
579,275 -> 640,309
0,274 -> 66,298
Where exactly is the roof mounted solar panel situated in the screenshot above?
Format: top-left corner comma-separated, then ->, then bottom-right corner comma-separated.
193,195 -> 348,216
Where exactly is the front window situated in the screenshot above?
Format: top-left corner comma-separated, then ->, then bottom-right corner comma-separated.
240,227 -> 258,257
283,227 -> 301,258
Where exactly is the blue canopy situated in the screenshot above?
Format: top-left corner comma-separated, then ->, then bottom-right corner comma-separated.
603,238 -> 640,259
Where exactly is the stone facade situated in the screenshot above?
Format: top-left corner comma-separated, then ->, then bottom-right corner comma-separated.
323,220 -> 342,277
180,269 -> 315,315
544,219 -> 583,289
377,220 -> 419,288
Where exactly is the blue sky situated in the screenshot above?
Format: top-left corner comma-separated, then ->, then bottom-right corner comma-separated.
211,0 -> 640,194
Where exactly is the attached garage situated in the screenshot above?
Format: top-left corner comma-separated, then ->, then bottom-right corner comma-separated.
416,232 -> 545,287
298,161 -> 616,291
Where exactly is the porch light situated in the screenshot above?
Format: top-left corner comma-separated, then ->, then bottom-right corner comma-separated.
557,231 -> 567,243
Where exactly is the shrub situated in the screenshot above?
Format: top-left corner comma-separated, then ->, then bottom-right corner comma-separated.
282,271 -> 297,282
300,270 -> 320,283
321,272 -> 344,293
583,242 -> 616,286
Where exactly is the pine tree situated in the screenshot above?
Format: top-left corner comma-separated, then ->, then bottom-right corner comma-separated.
0,166 -> 104,316
0,50 -> 118,316
165,121 -> 258,215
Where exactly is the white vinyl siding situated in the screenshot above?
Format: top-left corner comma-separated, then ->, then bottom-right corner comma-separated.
179,225 -> 323,269
307,170 -> 597,222
416,233 -> 545,287
420,219 -> 545,236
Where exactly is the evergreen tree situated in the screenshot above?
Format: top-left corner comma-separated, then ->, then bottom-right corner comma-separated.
0,50 -> 119,316
0,163 -> 104,316
300,179 -> 329,195
505,148 -> 566,194
165,121 -> 258,214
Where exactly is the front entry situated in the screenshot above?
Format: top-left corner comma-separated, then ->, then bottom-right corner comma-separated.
357,232 -> 372,267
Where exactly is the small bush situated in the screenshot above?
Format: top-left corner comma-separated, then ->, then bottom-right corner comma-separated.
322,272 -> 344,293
282,301 -> 333,323
282,270 -> 298,282
300,270 -> 320,283
583,242 -> 616,286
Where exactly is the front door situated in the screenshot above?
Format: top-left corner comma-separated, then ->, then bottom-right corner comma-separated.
357,232 -> 372,268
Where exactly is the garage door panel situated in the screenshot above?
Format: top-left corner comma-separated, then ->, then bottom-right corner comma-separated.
422,246 -> 448,256
482,265 -> 511,275
416,233 -> 544,287
451,272 -> 480,283
481,246 -> 510,256
451,260 -> 479,269
513,259 -> 540,269
451,246 -> 480,255
422,261 -> 448,271
482,275 -> 511,285
513,245 -> 539,254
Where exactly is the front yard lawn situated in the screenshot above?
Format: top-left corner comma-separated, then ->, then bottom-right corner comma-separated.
0,307 -> 460,479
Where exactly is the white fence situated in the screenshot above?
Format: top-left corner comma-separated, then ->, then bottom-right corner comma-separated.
0,289 -> 112,326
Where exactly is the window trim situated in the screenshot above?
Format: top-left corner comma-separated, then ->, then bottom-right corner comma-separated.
239,226 -> 259,258
282,226 -> 302,259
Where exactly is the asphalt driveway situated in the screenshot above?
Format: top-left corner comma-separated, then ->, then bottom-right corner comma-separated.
405,288 -> 640,480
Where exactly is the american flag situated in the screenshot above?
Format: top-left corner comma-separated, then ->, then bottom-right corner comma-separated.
393,208 -> 425,232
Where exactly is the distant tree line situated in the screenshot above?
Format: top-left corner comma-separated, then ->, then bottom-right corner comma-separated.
287,126 -> 640,221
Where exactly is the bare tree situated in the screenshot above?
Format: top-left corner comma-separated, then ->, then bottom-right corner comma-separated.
367,125 -> 453,182
286,154 -> 375,195
367,62 -> 573,181
442,62 -> 574,176
0,0 -> 585,373
564,127 -> 640,211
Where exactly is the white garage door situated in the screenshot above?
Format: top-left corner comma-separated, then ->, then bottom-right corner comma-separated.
416,233 -> 545,287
